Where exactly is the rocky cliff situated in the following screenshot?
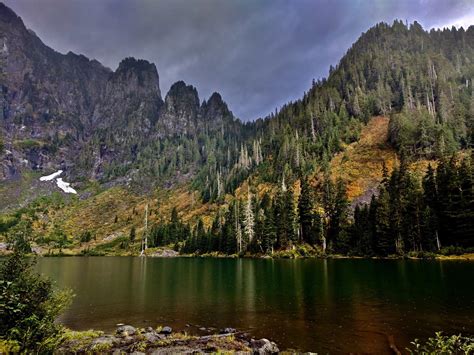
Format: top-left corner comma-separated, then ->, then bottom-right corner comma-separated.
0,3 -> 239,190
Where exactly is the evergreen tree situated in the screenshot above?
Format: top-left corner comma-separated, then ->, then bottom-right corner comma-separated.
129,226 -> 136,242
242,189 -> 255,249
298,176 -> 314,244
375,188 -> 394,256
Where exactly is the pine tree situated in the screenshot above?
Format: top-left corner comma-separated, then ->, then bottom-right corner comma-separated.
331,179 -> 350,253
274,184 -> 291,249
422,164 -> 440,250
298,176 -> 314,244
375,188 -> 393,256
243,188 -> 255,249
129,226 -> 136,242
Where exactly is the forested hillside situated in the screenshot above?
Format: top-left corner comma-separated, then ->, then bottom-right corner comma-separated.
144,21 -> 474,256
0,6 -> 472,257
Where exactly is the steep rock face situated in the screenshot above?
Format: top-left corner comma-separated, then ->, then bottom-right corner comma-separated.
0,3 -> 237,186
0,3 -> 110,129
159,81 -> 200,135
0,2 -> 110,177
201,92 -> 232,122
95,58 -> 163,133
85,58 -> 164,178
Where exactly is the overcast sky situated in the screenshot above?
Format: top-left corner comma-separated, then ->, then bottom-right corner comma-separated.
4,0 -> 474,121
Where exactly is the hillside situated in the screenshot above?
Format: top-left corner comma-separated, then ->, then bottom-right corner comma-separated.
0,3 -> 472,256
330,116 -> 397,203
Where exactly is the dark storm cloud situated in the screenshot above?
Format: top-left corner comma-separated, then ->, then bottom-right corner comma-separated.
4,0 -> 474,120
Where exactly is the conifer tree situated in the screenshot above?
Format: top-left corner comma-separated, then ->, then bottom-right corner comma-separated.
298,176 -> 314,244
243,188 -> 255,249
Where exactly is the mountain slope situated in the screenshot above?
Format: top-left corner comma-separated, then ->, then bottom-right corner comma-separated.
251,20 -> 473,187
0,4 -> 472,255
0,2 -> 249,209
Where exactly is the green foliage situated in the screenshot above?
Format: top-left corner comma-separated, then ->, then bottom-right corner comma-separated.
92,236 -> 130,253
351,155 -> 473,256
45,224 -> 69,252
5,218 -> 32,253
79,230 -> 92,243
180,153 -> 472,258
0,250 -> 73,352
14,139 -> 43,150
0,215 -> 18,234
181,174 -> 350,256
149,207 -> 191,247
407,332 -> 474,354
129,226 -> 136,242
439,246 -> 474,256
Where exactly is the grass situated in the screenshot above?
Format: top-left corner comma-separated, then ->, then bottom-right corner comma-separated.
61,329 -> 104,352
13,139 -> 45,149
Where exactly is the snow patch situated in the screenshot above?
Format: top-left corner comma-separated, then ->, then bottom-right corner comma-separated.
39,169 -> 77,194
56,178 -> 77,194
40,170 -> 63,181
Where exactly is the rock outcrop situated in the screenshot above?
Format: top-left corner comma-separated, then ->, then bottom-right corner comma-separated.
59,324 -> 279,353
0,3 -> 239,203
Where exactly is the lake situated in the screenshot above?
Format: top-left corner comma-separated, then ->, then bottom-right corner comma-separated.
35,257 -> 474,353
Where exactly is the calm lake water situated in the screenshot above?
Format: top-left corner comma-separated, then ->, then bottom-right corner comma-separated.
35,257 -> 473,353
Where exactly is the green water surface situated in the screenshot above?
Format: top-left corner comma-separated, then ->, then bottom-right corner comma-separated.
35,257 -> 474,353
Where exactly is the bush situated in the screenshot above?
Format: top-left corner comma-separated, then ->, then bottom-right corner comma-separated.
407,332 -> 474,354
0,250 -> 73,352
80,248 -> 105,256
439,246 -> 474,256
79,231 -> 92,243
407,251 -> 436,259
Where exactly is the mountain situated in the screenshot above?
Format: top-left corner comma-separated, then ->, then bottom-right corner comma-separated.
254,21 -> 474,179
0,3 -> 472,256
0,2 -> 245,193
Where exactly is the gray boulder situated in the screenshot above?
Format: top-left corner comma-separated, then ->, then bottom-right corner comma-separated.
159,326 -> 172,335
143,332 -> 163,343
251,338 -> 279,354
220,327 -> 236,334
116,324 -> 137,337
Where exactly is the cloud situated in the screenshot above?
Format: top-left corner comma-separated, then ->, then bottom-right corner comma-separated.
4,0 -> 474,121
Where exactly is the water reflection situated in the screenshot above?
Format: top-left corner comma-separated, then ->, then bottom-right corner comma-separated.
36,257 -> 474,353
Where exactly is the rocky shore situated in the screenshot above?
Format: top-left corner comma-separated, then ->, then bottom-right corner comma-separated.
59,325 -> 279,354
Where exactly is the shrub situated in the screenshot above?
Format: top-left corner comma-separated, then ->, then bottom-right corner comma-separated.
407,332 -> 474,354
14,139 -> 43,150
407,251 -> 436,259
439,246 -> 474,256
79,231 -> 92,243
0,250 -> 73,352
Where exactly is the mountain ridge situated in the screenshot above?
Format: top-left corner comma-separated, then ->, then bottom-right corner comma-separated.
0,2 -> 243,192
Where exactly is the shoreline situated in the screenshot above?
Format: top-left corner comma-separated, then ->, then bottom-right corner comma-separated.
59,325 -> 279,353
2,248 -> 473,261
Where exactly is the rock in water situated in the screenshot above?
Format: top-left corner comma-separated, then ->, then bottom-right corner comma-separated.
143,332 -> 163,343
251,338 -> 279,354
220,327 -> 237,334
160,326 -> 172,335
116,325 -> 136,337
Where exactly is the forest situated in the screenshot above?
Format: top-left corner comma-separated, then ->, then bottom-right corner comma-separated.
146,154 -> 473,257
144,21 -> 474,257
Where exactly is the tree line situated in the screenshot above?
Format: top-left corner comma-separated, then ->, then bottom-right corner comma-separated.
146,154 -> 472,256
